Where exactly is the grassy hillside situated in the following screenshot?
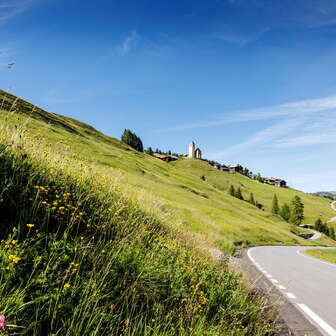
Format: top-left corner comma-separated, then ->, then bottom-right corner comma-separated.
314,191 -> 336,200
1,89 -> 335,334
0,89 -> 335,253
0,90 -> 277,335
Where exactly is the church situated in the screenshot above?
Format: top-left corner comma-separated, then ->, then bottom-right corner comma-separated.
188,141 -> 202,159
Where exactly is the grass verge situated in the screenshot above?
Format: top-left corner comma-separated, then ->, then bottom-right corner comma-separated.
305,248 -> 336,264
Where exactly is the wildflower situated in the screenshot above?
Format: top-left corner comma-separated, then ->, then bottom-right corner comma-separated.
26,224 -> 35,228
0,315 -> 6,331
8,254 -> 22,263
59,206 -> 65,211
64,283 -> 71,289
11,240 -> 18,244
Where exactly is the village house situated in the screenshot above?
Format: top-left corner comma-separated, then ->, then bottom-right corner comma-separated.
228,164 -> 243,174
220,165 -> 229,172
265,178 -> 287,188
153,153 -> 178,163
213,164 -> 229,171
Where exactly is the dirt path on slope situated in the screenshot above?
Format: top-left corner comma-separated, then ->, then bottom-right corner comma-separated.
328,201 -> 336,222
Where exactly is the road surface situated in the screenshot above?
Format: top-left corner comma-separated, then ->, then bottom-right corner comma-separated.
331,201 -> 336,212
248,246 -> 336,336
308,230 -> 321,240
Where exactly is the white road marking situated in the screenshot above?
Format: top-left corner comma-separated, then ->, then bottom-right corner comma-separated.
297,304 -> 336,336
248,247 -> 336,336
286,292 -> 296,299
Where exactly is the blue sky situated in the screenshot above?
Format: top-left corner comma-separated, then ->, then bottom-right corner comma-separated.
1,0 -> 336,192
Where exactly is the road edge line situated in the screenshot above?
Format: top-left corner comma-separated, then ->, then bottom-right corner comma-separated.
297,304 -> 336,336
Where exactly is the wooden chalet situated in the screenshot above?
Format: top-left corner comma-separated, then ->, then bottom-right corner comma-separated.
153,153 -> 178,163
265,178 -> 287,188
228,164 -> 243,174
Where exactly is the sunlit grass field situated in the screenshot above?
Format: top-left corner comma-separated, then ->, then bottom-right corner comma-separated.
1,89 -> 335,334
305,248 -> 336,264
0,91 -> 279,334
0,89 -> 334,252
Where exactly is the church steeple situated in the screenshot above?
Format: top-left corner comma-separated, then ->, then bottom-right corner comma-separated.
188,141 -> 196,158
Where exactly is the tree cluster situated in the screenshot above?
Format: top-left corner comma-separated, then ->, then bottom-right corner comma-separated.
315,218 -> 336,240
154,148 -> 181,157
228,185 -> 263,209
121,129 -> 143,152
255,173 -> 264,183
145,147 -> 154,156
271,194 -> 304,225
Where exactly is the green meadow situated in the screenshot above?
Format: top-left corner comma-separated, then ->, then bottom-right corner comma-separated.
0,90 -> 334,252
0,89 -> 335,334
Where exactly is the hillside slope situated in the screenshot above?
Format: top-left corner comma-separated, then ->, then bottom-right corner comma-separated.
0,90 -> 276,335
1,89 -> 335,253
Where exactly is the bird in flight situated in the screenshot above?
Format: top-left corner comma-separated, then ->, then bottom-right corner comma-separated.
6,62 -> 15,69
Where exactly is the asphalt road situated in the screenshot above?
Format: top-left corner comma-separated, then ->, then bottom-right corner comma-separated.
248,246 -> 336,336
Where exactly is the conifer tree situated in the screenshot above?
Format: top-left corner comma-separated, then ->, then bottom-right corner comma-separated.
145,147 -> 153,155
235,187 -> 244,200
328,227 -> 335,240
280,203 -> 291,222
289,196 -> 304,225
315,218 -> 323,232
271,194 -> 279,214
249,192 -> 255,206
121,129 -> 143,152
229,185 -> 235,197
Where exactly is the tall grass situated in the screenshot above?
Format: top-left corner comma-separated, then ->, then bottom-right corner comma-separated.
0,120 -> 275,334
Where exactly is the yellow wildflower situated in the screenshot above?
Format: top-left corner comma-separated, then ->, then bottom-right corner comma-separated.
64,283 -> 71,288
8,254 -> 22,263
11,240 -> 18,244
26,224 -> 35,228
